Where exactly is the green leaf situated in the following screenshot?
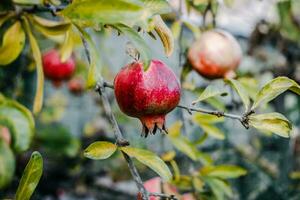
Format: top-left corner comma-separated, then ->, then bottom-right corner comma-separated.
0,21 -> 25,65
13,0 -> 43,5
114,24 -> 151,70
120,146 -> 172,181
0,97 -> 35,152
204,177 -> 233,200
200,165 -> 247,179
0,140 -> 15,189
60,0 -> 141,27
278,0 -> 300,42
76,26 -> 102,88
192,84 -> 227,105
84,141 -> 117,160
23,16 -> 44,115
225,78 -> 250,111
30,15 -> 71,36
60,0 -> 170,29
152,15 -> 174,57
252,76 -> 300,110
140,0 -> 171,15
248,112 -> 292,138
16,151 -> 43,200
168,136 -> 198,161
193,113 -> 224,124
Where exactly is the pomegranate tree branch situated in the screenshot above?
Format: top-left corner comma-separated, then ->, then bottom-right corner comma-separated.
79,36 -> 149,200
177,104 -> 253,129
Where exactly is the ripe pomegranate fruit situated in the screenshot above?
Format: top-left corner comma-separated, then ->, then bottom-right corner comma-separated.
188,29 -> 242,79
68,77 -> 85,95
114,60 -> 181,137
42,49 -> 75,84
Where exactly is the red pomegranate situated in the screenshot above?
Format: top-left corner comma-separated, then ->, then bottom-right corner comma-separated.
114,60 -> 181,137
188,29 -> 242,79
68,77 -> 85,95
42,49 -> 75,82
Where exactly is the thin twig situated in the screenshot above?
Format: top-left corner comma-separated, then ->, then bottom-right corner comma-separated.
177,104 -> 252,129
79,34 -> 149,200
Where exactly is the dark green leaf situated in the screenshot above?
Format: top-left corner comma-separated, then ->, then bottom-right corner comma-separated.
0,140 -> 15,189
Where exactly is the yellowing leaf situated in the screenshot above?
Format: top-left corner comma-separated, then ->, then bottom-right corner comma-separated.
225,78 -> 250,112
120,146 -> 172,181
0,21 -> 25,65
16,151 -> 43,200
192,84 -> 227,105
252,77 -> 300,110
23,17 -> 44,114
193,113 -> 224,124
248,112 -> 292,138
168,121 -> 182,137
153,15 -> 174,57
161,151 -> 176,162
200,165 -> 247,179
198,123 -> 225,140
60,29 -> 74,62
84,141 -> 117,160
31,15 -> 71,37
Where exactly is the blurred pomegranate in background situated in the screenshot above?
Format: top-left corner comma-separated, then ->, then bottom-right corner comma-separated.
114,60 -> 181,137
42,49 -> 75,87
68,76 -> 85,95
0,126 -> 11,145
188,29 -> 242,79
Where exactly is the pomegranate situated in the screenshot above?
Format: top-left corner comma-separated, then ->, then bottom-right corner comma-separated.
114,60 -> 181,137
188,29 -> 242,79
0,126 -> 11,145
68,77 -> 85,95
143,177 -> 162,200
42,49 -> 75,83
